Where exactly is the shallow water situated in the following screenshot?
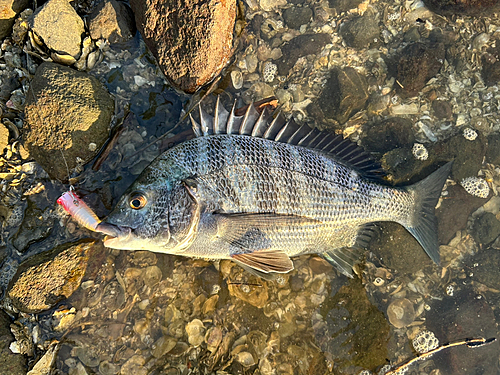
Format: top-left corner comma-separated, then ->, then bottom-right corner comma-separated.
1,1 -> 500,374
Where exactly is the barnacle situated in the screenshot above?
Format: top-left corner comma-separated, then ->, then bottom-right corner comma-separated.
412,143 -> 428,161
262,61 -> 277,83
463,127 -> 478,141
460,176 -> 490,198
412,330 -> 439,354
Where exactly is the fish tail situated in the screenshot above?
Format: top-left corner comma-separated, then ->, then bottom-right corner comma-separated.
404,161 -> 453,264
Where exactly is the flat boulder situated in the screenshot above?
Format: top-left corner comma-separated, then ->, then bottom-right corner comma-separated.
23,62 -> 114,181
130,0 -> 236,93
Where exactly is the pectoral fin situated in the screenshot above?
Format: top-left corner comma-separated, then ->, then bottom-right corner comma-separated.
231,249 -> 294,274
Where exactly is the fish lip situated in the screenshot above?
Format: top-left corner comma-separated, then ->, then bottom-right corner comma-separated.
95,222 -> 132,246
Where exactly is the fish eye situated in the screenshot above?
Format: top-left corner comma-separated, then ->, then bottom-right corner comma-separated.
129,192 -> 147,210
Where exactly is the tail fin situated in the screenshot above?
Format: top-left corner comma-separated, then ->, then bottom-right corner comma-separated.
404,161 -> 453,264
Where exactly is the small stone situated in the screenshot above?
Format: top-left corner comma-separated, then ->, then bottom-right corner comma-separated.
204,326 -> 223,353
363,117 -> 415,153
98,360 -> 119,375
396,42 -> 445,98
120,355 -> 147,375
340,13 -> 380,49
0,123 -> 9,153
283,6 -> 313,29
28,0 -> 84,58
185,319 -> 205,347
317,67 -> 368,124
259,0 -> 287,11
387,298 -> 415,328
235,351 -> 256,367
152,336 -> 177,358
473,212 -> 500,244
89,0 -> 135,43
231,70 -> 243,89
328,0 -> 363,13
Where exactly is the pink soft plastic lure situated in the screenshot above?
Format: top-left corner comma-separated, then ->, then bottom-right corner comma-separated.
57,191 -> 100,231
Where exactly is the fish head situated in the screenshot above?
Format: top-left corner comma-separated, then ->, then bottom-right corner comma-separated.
96,174 -> 201,254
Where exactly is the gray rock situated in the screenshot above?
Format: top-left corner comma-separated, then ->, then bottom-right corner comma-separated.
28,0 -> 84,58
130,0 -> 236,93
317,66 -> 368,124
23,62 -> 114,181
473,212 -> 500,245
0,310 -> 26,375
0,0 -> 29,39
340,13 -> 380,49
89,0 -> 136,44
276,33 -> 330,76
283,6 -> 313,29
12,201 -> 54,252
472,248 -> 500,289
328,0 -> 363,13
362,117 -> 415,153
8,239 -> 98,313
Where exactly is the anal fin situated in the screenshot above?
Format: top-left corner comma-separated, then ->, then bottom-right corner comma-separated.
231,249 -> 294,274
321,247 -> 363,278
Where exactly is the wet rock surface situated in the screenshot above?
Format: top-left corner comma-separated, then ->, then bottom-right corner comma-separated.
362,117 -> 415,153
28,0 -> 84,58
427,289 -> 499,375
340,12 -> 380,50
283,6 -> 313,29
0,123 -> 9,152
130,0 -> 236,93
23,62 -> 114,181
318,66 -> 368,124
0,0 -> 28,40
8,240 -> 97,313
473,212 -> 500,244
275,33 -> 330,76
423,0 -> 500,17
472,248 -> 500,289
89,0 -> 135,44
0,310 -> 26,375
396,42 -> 445,98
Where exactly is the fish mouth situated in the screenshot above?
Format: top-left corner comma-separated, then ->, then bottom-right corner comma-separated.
95,222 -> 132,248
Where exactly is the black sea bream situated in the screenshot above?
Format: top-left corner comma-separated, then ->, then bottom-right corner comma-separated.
96,98 -> 452,278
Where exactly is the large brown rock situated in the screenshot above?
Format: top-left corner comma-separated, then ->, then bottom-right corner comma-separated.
0,0 -> 29,39
23,62 -> 114,181
8,240 -> 98,313
130,0 -> 236,93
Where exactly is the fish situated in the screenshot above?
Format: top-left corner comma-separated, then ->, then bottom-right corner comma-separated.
96,97 -> 452,278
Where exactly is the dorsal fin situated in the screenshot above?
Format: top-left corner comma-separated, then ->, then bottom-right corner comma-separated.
189,98 -> 385,179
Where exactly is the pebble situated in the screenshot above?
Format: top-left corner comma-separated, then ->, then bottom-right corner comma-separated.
231,70 -> 243,89
185,319 -> 205,347
387,298 -> 416,328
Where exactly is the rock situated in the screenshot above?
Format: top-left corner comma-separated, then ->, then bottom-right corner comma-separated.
328,0 -> 363,13
386,298 -> 415,328
473,212 -> 500,245
0,0 -> 29,39
283,6 -> 313,30
362,117 -> 415,154
472,248 -> 500,289
369,222 -> 434,274
28,0 -> 84,58
259,0 -> 287,11
89,0 -> 135,44
423,0 -> 500,17
8,240 -> 97,313
431,99 -> 453,120
340,13 -> 380,49
486,133 -> 500,165
436,184 -> 486,245
314,277 -> 389,370
23,62 -> 114,181
396,42 -> 445,98
481,42 -> 500,86
0,310 -> 26,375
12,200 -> 54,252
427,289 -> 499,375
0,123 -> 9,152
317,67 -> 368,124
276,33 -> 330,76
130,0 -> 236,93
